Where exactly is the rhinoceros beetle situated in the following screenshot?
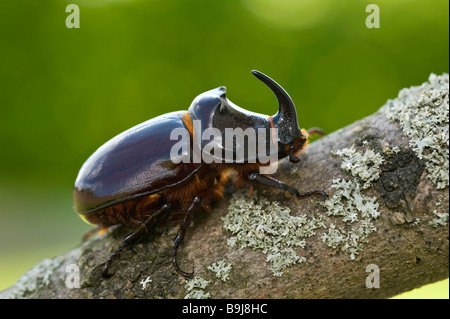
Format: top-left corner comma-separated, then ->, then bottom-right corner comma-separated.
73,70 -> 327,278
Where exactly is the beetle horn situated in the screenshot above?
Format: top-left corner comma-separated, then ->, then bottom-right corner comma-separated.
251,70 -> 303,145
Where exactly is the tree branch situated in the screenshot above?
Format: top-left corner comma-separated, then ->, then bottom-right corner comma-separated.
1,74 -> 448,299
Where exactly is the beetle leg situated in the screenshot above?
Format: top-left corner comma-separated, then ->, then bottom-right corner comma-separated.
102,203 -> 171,278
81,226 -> 109,242
248,172 -> 328,200
172,195 -> 202,277
82,226 -> 99,242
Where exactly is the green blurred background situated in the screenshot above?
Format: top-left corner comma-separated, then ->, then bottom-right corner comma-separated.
0,0 -> 448,297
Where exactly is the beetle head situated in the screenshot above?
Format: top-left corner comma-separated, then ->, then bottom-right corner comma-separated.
251,70 -> 306,163
188,85 -> 272,164
188,71 -> 307,164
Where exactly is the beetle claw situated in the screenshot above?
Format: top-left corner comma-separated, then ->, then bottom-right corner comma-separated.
102,259 -> 116,278
102,267 -> 113,279
300,190 -> 328,201
294,189 -> 329,201
173,262 -> 195,278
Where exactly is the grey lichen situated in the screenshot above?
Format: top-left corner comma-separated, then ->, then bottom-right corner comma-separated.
321,178 -> 380,260
412,218 -> 421,226
429,210 -> 449,228
207,260 -> 232,282
382,73 -> 449,189
184,276 -> 211,299
10,258 -> 55,298
332,146 -> 384,189
222,191 -> 324,276
223,144 -> 384,271
2,247 -> 81,299
321,141 -> 385,260
383,145 -> 401,157
139,276 -> 152,290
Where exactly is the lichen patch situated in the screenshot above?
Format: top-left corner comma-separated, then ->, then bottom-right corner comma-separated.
382,73 -> 449,189
207,260 -> 232,282
429,210 -> 449,228
3,251 -> 73,298
184,276 -> 211,299
222,191 -> 325,276
332,146 -> 384,189
383,145 -> 401,157
321,179 -> 379,260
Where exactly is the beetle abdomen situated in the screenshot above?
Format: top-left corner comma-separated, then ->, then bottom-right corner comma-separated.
79,165 -> 227,228
73,111 -> 201,215
80,193 -> 164,227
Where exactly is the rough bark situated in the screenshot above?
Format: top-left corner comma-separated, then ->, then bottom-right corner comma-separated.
1,74 -> 448,299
